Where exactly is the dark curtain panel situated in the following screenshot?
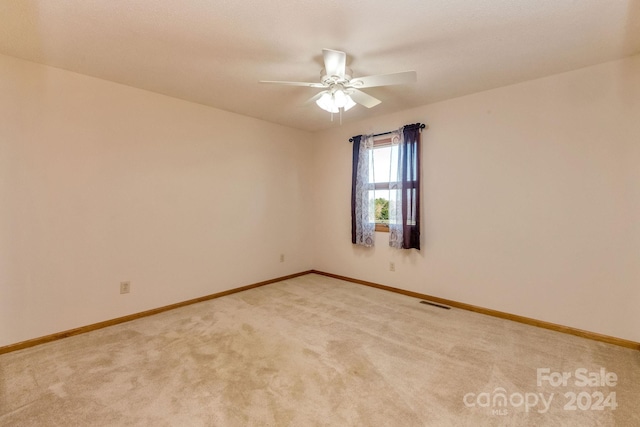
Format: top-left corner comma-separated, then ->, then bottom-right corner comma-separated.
401,124 -> 421,249
350,135 -> 362,244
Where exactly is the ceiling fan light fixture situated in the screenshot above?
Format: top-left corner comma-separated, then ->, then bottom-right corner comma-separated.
343,95 -> 356,111
333,89 -> 348,108
316,88 -> 356,113
316,92 -> 339,113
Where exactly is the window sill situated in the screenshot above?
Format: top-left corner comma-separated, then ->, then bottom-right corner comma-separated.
375,224 -> 389,233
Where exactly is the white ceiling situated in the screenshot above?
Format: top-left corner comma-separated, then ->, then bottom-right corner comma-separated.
2,1 -> 639,132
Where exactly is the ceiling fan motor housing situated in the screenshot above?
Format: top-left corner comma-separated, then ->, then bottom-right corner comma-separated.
320,67 -> 353,86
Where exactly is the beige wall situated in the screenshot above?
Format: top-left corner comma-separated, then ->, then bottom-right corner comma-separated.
313,55 -> 640,342
2,52 -> 638,347
0,54 -> 315,347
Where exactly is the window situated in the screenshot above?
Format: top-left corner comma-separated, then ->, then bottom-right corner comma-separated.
369,135 -> 397,232
351,123 -> 423,249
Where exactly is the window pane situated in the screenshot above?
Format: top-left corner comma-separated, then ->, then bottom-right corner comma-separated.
368,189 -> 389,224
369,146 -> 394,183
367,142 -> 402,226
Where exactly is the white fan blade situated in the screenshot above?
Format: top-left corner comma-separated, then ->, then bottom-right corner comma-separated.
349,71 -> 417,88
349,89 -> 381,108
322,49 -> 346,78
260,80 -> 326,88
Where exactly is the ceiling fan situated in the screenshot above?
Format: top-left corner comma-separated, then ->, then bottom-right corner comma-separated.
260,49 -> 417,119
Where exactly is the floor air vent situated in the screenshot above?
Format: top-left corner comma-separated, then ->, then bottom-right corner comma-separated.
420,301 -> 451,310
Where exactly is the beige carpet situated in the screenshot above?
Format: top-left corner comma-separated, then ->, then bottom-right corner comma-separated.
1,273 -> 638,426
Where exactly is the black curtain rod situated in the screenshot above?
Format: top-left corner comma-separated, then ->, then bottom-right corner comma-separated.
349,123 -> 425,143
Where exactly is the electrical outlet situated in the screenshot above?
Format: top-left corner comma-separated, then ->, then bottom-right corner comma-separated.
389,262 -> 395,272
280,254 -> 285,263
120,281 -> 131,294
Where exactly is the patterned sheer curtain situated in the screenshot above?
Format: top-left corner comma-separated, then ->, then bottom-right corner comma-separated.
388,129 -> 404,248
350,134 -> 375,246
